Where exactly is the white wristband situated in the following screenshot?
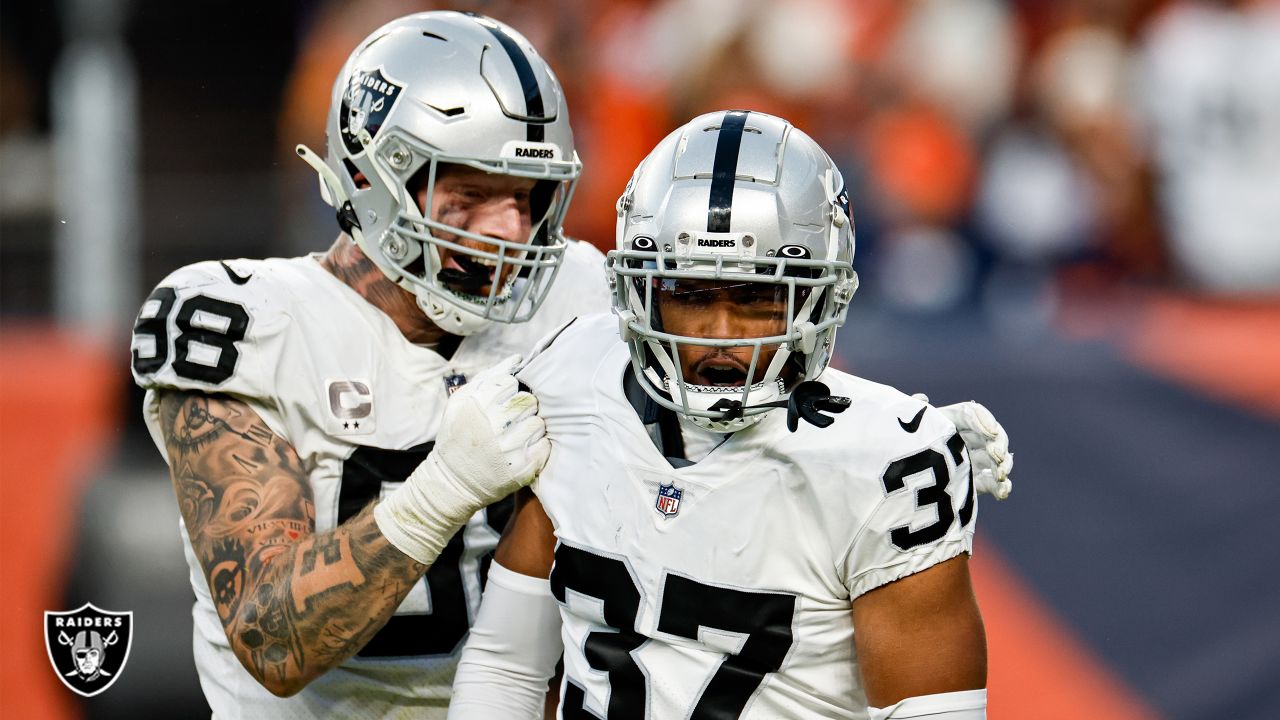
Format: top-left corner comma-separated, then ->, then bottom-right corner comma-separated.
448,562 -> 564,719
869,688 -> 987,719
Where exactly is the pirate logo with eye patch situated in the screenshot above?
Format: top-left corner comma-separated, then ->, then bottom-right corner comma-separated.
340,67 -> 405,156
45,603 -> 134,697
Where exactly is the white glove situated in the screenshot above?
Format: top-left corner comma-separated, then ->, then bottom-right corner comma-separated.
375,356 -> 550,565
914,394 -> 1014,500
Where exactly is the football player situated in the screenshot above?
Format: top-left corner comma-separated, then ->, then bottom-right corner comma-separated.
448,111 -> 1007,719
130,12 -> 610,717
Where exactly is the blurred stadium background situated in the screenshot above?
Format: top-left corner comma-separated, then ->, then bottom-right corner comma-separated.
2,0 -> 1278,717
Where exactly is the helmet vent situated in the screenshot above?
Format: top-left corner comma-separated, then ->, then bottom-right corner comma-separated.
703,125 -> 763,135
422,102 -> 465,117
421,31 -> 448,41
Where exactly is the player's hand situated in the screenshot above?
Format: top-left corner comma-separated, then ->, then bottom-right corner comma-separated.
914,394 -> 1014,500
436,355 -> 550,493
376,355 -> 549,564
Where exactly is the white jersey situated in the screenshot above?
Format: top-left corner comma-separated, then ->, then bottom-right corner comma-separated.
130,241 -> 608,719
518,314 -> 977,720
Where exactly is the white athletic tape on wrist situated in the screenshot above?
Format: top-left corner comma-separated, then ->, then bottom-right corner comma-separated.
374,361 -> 547,565
374,453 -> 478,565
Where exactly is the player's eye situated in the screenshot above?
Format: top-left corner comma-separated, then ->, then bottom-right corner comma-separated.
452,185 -> 485,203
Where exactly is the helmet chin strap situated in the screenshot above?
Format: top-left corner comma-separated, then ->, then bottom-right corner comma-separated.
708,380 -> 850,433
417,292 -> 491,336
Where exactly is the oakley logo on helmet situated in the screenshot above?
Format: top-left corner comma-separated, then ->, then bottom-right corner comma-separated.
44,603 -> 133,697
340,67 -> 405,155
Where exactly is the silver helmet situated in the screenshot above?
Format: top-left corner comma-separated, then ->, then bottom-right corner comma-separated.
609,110 -> 859,431
296,11 -> 581,335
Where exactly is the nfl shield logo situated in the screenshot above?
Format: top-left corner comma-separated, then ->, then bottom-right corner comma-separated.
655,482 -> 683,518
443,372 -> 468,395
44,602 -> 133,697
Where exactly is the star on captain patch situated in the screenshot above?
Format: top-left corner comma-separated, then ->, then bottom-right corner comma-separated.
655,482 -> 683,518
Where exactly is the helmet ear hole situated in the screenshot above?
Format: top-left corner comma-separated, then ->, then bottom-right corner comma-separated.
341,159 -> 365,187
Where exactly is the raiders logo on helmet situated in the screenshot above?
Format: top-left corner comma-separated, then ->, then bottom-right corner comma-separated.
340,67 -> 406,155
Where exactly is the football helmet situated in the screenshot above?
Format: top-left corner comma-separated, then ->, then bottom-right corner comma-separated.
296,11 -> 580,335
609,110 -> 858,431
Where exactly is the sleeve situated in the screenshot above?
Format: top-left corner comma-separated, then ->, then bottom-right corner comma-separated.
839,407 -> 977,600
448,562 -> 564,719
129,260 -> 284,402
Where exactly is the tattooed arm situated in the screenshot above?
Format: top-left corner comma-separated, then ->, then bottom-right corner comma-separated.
157,389 -> 426,697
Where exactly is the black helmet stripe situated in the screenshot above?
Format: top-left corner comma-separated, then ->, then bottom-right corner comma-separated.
475,18 -> 547,142
707,110 -> 749,233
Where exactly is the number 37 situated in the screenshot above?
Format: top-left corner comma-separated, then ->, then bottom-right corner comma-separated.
550,544 -> 797,719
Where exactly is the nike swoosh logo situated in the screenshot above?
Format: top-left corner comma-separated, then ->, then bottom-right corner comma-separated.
898,406 -> 927,433
220,261 -> 252,285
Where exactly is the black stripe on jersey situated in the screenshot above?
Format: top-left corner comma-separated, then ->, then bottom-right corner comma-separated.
474,16 -> 547,142
707,110 -> 749,233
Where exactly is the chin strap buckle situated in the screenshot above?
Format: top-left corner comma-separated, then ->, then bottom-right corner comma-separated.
336,201 -> 361,235
707,397 -> 745,421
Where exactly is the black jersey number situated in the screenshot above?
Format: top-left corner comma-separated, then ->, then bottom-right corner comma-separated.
336,444 -> 512,657
550,543 -> 797,719
880,431 -> 975,551
131,286 -> 248,385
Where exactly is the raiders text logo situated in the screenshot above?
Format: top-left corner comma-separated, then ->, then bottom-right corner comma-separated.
45,603 -> 133,697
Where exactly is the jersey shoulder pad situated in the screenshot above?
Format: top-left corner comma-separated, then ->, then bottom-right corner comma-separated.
517,312 -> 617,390
129,259 -> 292,397
814,371 -> 976,599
